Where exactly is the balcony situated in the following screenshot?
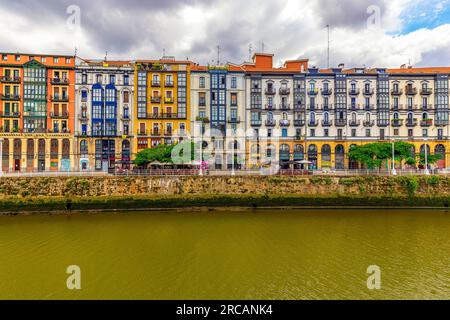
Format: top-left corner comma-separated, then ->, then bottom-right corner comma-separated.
164,97 -> 174,104
151,96 -> 161,103
363,88 -> 374,95
405,87 -> 417,95
78,114 -> 89,121
294,119 -> 305,127
150,130 -> 161,137
265,119 -> 276,127
436,135 -> 449,140
363,120 -> 375,127
146,113 -> 180,119
0,111 -> 20,118
308,104 -> 317,111
279,120 -> 291,127
165,81 -> 174,87
335,136 -> 347,141
349,120 -> 361,127
151,81 -> 160,87
335,119 -> 347,127
420,119 -> 433,127
391,89 -> 403,96
279,88 -> 291,95
0,76 -> 21,83
137,130 -> 148,136
280,104 -> 290,111
50,112 -> 69,119
377,120 -> 390,127
321,88 -> 333,96
436,120 -> 449,127
308,88 -> 319,96
52,94 -> 69,102
322,120 -> 333,127
1,94 -> 20,101
308,120 -> 319,127
251,120 -> 262,127
391,119 -> 403,127
405,119 -> 417,127
265,104 -> 276,111
349,104 -> 360,111
322,104 -> 331,111
265,88 -> 276,95
294,104 -> 306,111
51,77 -> 69,85
164,131 -> 173,137
121,115 -> 131,121
227,117 -> 241,123
349,89 -> 360,96
420,88 -> 433,95
364,104 -> 375,111
196,117 -> 210,123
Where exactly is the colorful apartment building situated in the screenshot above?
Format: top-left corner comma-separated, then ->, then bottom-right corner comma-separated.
134,57 -> 191,153
0,52 -> 75,172
240,53 -> 450,170
74,58 -> 134,171
191,64 -> 246,169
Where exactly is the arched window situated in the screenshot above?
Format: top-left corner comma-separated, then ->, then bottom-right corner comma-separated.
267,112 -> 273,121
422,112 -> 428,120
266,144 -> 275,159
351,112 -> 357,122
435,144 -> 446,169
321,144 -> 331,164
310,112 -> 316,122
365,113 -> 371,121
324,112 -> 329,122
62,139 -> 70,159
50,139 -> 59,160
282,112 -> 288,120
335,144 -> 345,170
80,140 -> 88,157
393,112 -> 399,119
2,139 -> 9,171
294,144 -> 304,160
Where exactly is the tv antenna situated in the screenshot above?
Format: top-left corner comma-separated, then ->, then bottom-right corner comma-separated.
326,25 -> 330,68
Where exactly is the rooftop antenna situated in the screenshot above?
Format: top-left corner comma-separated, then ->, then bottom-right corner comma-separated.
326,25 -> 330,68
249,44 -> 252,61
104,51 -> 108,62
163,48 -> 166,57
217,45 -> 220,65
261,41 -> 265,53
74,47 -> 78,58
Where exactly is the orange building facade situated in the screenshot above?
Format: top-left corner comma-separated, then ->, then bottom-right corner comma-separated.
0,52 -> 75,172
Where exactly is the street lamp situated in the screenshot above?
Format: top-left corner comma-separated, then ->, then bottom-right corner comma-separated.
391,138 -> 397,176
424,138 -> 430,175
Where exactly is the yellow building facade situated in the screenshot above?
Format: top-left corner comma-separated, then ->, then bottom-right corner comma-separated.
134,58 -> 191,155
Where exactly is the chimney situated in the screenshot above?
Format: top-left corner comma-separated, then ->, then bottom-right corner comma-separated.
338,63 -> 345,69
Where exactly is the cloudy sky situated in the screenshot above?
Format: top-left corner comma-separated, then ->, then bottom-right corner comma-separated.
1,0 -> 450,68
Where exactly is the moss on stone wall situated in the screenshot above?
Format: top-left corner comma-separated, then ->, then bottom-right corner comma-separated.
0,175 -> 449,213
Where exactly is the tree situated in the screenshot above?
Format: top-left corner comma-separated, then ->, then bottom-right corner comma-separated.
133,144 -> 175,167
418,153 -> 442,167
134,141 -> 199,167
348,142 -> 416,169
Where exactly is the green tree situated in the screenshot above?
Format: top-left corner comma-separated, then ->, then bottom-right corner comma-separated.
133,144 -> 175,167
418,153 -> 442,167
348,142 -> 416,169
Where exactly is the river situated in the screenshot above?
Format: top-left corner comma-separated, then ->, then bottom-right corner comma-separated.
0,209 -> 449,300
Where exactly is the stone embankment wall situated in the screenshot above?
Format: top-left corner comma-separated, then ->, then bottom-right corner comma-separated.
0,175 -> 448,212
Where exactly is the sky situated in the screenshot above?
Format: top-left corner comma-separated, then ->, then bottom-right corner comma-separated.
0,0 -> 450,68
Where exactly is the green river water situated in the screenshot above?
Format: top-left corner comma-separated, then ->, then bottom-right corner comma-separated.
0,209 -> 449,300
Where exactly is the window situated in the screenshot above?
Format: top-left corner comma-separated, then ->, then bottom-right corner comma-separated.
231,77 -> 237,89
351,129 -> 356,137
81,90 -> 88,102
282,128 -> 288,137
324,129 -> 329,137
199,77 -> 205,88
310,129 -> 315,137
82,73 -> 87,84
15,55 -> 20,61
230,93 -> 237,106
2,54 -> 7,61
123,91 -> 129,103
54,57 -> 59,63
97,74 -> 102,84
366,129 -> 371,137
124,74 -> 129,85
422,129 -> 428,137
110,75 -> 115,84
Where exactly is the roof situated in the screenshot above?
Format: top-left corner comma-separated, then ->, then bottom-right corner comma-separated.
387,67 -> 450,75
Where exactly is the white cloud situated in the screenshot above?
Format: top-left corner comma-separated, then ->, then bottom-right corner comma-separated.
0,0 -> 448,68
